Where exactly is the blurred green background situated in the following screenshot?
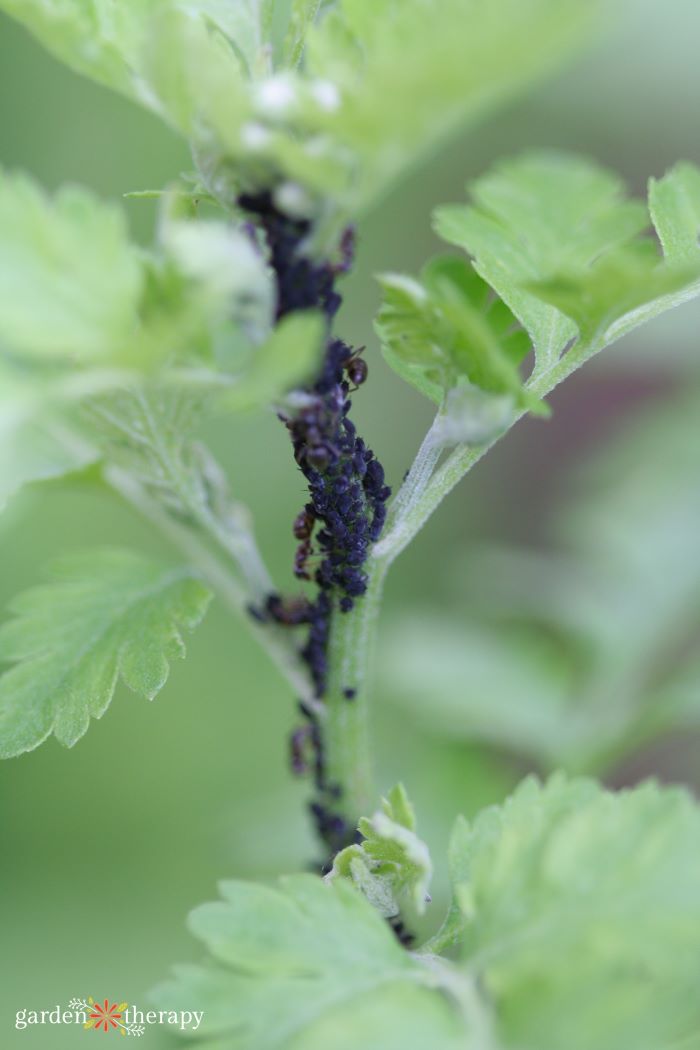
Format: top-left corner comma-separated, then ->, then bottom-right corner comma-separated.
1,1 -> 700,1045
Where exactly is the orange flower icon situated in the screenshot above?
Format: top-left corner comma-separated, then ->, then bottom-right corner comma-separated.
84,999 -> 128,1034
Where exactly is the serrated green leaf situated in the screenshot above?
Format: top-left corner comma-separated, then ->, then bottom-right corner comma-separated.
152,874 -> 473,1050
0,549 -> 211,757
446,775 -> 700,1050
327,783 -> 433,919
0,170 -> 143,362
375,257 -> 536,419
527,244 -> 700,346
434,152 -> 649,369
649,161 -> 700,264
436,153 -> 700,371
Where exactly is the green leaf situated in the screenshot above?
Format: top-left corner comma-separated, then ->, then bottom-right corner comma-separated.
86,385 -> 209,516
649,161 -> 700,264
221,310 -> 325,410
141,5 -> 250,140
0,549 -> 211,757
435,153 -> 700,371
434,152 -> 649,369
2,1 -> 600,220
527,242 -> 700,346
0,0 -> 152,100
0,170 -> 143,362
0,167 -> 279,374
446,775 -> 700,1050
0,356 -> 95,510
434,385 -> 519,447
326,783 -> 433,919
161,212 -> 275,351
375,257 -> 537,417
152,874 -> 473,1050
306,0 -> 602,212
0,408 -> 96,512
283,0 -> 326,67
0,2 -> 262,128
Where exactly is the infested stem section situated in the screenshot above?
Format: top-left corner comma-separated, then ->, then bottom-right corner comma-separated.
239,192 -> 391,861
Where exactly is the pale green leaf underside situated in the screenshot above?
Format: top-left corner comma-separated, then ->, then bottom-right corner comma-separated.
448,775 -> 700,1050
153,875 -> 470,1050
0,549 -> 211,757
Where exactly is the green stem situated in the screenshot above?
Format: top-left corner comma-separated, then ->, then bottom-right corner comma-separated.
322,560 -> 389,821
375,338 -> 601,568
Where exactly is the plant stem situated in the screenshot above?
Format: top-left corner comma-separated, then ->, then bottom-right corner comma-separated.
375,338 -> 601,568
322,559 -> 388,820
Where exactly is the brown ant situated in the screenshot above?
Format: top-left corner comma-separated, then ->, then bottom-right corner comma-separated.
294,537 -> 313,580
293,506 -> 316,580
344,346 -> 368,389
305,445 -> 333,471
289,725 -> 313,776
332,226 -> 356,276
293,505 -> 316,540
265,593 -> 312,626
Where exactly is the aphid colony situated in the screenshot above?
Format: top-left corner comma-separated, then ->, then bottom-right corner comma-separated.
240,191 -> 391,857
